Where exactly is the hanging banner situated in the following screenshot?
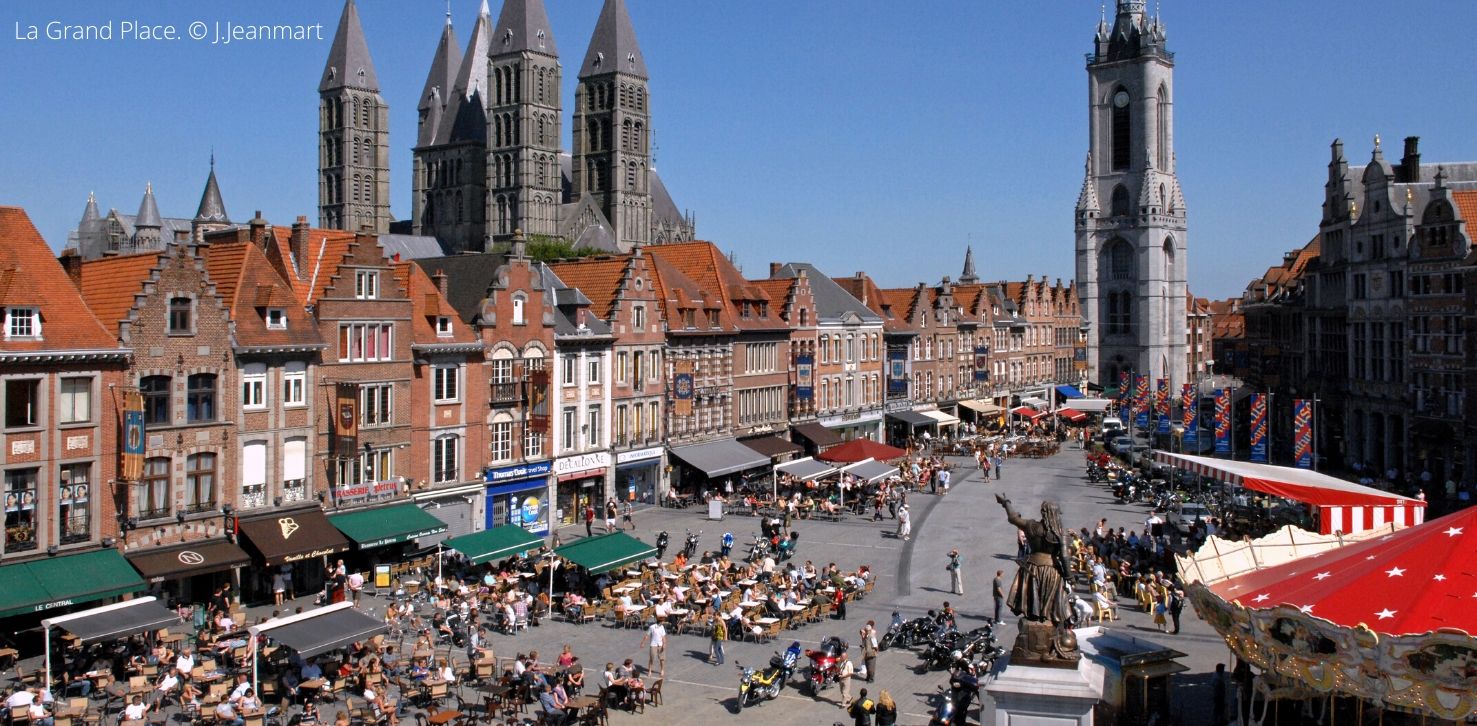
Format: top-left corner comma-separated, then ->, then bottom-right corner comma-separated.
1249,393 -> 1268,463
1293,399 -> 1313,469
887,350 -> 908,395
973,346 -> 990,382
796,354 -> 815,400
526,368 -> 550,433
333,382 -> 359,457
1117,370 -> 1132,423
1134,374 -> 1150,430
1181,383 -> 1198,447
1214,388 -> 1231,455
673,359 -> 694,417
1155,378 -> 1171,434
121,390 -> 145,481
1073,341 -> 1088,371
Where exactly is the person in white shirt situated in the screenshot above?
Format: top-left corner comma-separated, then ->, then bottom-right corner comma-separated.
347,571 -> 365,604
124,696 -> 149,722
6,688 -> 36,710
229,675 -> 252,701
639,621 -> 667,674
174,649 -> 195,676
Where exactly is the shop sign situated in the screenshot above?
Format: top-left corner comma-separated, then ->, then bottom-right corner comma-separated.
616,446 -> 663,465
554,451 -> 611,477
335,479 -> 397,503
484,460 -> 553,484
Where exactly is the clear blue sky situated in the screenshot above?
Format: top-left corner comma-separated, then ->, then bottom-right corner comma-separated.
3,1 -> 1476,299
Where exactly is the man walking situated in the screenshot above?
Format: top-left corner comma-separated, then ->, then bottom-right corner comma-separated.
1170,587 -> 1185,634
639,620 -> 667,675
896,505 -> 911,541
992,570 -> 1005,625
859,621 -> 878,683
938,467 -> 951,493
583,504 -> 595,537
992,454 -> 1003,479
947,550 -> 964,595
837,651 -> 855,709
709,617 -> 727,665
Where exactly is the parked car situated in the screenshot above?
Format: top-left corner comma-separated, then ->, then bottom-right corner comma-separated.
1109,436 -> 1134,456
1169,502 -> 1213,533
1130,444 -> 1153,467
1101,419 -> 1125,439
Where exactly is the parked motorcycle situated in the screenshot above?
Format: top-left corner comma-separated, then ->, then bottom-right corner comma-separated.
736,642 -> 801,709
656,531 -> 670,560
879,614 -> 940,651
775,531 -> 799,561
721,532 -> 734,558
745,534 -> 771,563
682,529 -> 702,559
927,684 -> 956,726
802,636 -> 849,698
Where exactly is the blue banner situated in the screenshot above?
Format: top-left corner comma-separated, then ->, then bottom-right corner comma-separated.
1293,399 -> 1313,469
1249,393 -> 1268,463
1134,374 -> 1150,430
795,354 -> 814,400
1181,384 -> 1198,447
1214,389 -> 1231,455
1155,378 -> 1170,434
887,351 -> 908,395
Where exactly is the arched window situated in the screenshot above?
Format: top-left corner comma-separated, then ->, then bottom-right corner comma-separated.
1111,86 -> 1131,170
1105,238 -> 1133,280
1156,84 -> 1170,169
1110,185 -> 1130,217
512,294 -> 526,325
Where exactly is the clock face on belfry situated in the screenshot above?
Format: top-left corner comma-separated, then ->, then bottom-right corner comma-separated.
1113,91 -> 1130,108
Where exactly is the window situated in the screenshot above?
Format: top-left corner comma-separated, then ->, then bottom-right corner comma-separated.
4,468 -> 38,551
491,422 -> 513,461
633,305 -> 645,330
562,355 -> 576,386
59,377 -> 92,424
648,401 -> 659,439
338,323 -> 393,362
633,351 -> 645,391
524,423 -> 543,458
433,435 -> 459,483
587,358 -> 601,385
186,374 -> 216,423
512,295 -> 526,325
354,270 -> 379,299
435,316 -> 453,337
283,437 -> 307,502
265,308 -> 287,330
184,453 -> 216,513
1107,239 -> 1133,279
615,405 -> 628,444
361,383 -> 393,426
140,457 -> 171,518
587,405 -> 602,448
336,448 -> 393,487
433,364 -> 460,403
5,379 -> 39,429
241,364 -> 266,410
708,310 -> 720,328
5,307 -> 39,339
616,352 -> 629,383
241,441 -> 267,509
283,362 -> 306,407
56,463 -> 91,544
168,297 -> 193,334
561,407 -> 576,450
1111,87 -> 1131,170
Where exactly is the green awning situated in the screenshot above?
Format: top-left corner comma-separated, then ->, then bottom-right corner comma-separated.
329,504 -> 448,550
444,527 -> 543,565
0,549 -> 146,618
554,532 -> 656,575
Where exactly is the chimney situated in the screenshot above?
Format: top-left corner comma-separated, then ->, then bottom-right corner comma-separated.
59,249 -> 83,288
769,262 -> 782,278
173,229 -> 190,244
248,210 -> 267,247
433,270 -> 449,297
1399,136 -> 1421,183
290,216 -> 310,273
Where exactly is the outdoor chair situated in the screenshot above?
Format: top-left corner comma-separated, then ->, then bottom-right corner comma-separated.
645,679 -> 663,707
10,706 -> 30,726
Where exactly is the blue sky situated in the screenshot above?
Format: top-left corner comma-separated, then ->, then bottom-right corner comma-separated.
3,1 -> 1476,299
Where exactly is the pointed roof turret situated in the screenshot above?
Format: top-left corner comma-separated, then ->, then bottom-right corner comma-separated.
320,0 -> 380,93
960,246 -> 979,284
1075,152 -> 1100,214
493,0 -> 558,56
81,191 -> 100,225
194,156 -> 230,224
435,0 -> 493,145
580,0 -> 648,79
136,183 -> 162,229
417,14 -> 462,147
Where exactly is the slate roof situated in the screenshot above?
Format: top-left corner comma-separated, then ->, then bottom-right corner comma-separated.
416,18 -> 461,147
135,184 -> 162,228
435,0 -> 492,146
580,0 -> 648,80
378,234 -> 448,260
773,263 -> 882,325
0,207 -> 119,353
650,171 -> 686,233
194,165 -> 229,224
320,0 -> 380,93
412,253 -> 508,324
202,241 -> 325,351
492,0 -> 557,57
832,272 -> 908,333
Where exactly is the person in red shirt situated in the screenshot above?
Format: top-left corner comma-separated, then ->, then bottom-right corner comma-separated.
584,505 -> 596,537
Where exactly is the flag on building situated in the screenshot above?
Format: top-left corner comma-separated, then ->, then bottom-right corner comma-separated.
1155,378 -> 1170,434
1214,388 -> 1231,455
1182,383 -> 1198,447
1134,374 -> 1150,430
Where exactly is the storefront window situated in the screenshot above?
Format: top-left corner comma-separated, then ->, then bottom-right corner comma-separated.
4,468 -> 38,552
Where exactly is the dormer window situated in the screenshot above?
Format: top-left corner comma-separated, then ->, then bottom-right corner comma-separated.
354,270 -> 379,300
4,307 -> 39,339
436,316 -> 453,337
708,310 -> 720,328
683,309 -> 695,329
265,308 -> 287,330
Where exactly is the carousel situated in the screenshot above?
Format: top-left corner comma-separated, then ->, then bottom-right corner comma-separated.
1178,506 -> 1477,723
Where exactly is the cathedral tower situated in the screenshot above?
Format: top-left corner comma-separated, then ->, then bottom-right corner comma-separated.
319,0 -> 391,233
571,0 -> 651,251
1075,0 -> 1187,390
487,0 -> 563,244
410,10 -> 461,237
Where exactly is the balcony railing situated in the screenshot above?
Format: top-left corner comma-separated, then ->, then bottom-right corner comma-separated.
490,381 -> 526,406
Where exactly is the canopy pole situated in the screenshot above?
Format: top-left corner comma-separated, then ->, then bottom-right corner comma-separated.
250,635 -> 259,695
43,625 -> 51,694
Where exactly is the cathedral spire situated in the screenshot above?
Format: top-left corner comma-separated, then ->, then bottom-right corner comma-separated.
320,0 -> 380,93
494,0 -> 558,56
435,0 -> 492,145
81,191 -> 99,225
960,246 -> 979,285
581,0 -> 648,80
417,9 -> 462,147
194,158 -> 230,224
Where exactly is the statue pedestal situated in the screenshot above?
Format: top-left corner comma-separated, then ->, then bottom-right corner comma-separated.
986,654 -> 1103,726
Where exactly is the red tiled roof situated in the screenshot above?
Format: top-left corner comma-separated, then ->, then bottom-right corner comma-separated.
646,241 -> 777,330
549,256 -> 629,321
0,207 -> 119,352
878,288 -> 919,322
76,252 -> 163,335
203,241 -> 324,350
750,279 -> 795,306
261,225 -> 358,307
1451,190 -> 1477,229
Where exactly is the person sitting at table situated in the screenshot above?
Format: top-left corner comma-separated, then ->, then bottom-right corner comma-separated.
174,647 -> 196,677
407,660 -> 430,682
332,711 -> 349,726
562,592 -> 587,623
613,660 -> 644,707
557,645 -> 576,670
153,670 -> 181,707
536,682 -> 567,725
228,674 -> 251,702
299,701 -> 320,725
214,698 -> 244,726
363,685 -> 397,726
672,551 -> 688,569
564,660 -> 584,696
436,658 -> 454,684
237,688 -> 261,716
122,695 -> 149,723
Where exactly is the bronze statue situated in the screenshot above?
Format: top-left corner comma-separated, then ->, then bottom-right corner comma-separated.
996,493 -> 1081,667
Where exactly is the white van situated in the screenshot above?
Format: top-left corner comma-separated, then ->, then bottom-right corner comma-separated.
1100,418 -> 1125,440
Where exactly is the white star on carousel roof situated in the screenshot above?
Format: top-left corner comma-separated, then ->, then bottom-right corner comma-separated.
1365,555 -> 1378,560
1298,604 -> 1315,614
1252,593 -> 1270,603
1434,574 -> 1447,582
1375,608 -> 1397,620
1386,566 -> 1406,577
1444,527 -> 1464,537
1313,572 -> 1331,581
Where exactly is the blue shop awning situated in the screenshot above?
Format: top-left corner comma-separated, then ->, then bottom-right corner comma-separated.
1056,384 -> 1084,400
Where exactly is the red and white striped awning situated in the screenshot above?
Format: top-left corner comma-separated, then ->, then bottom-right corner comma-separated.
1056,407 -> 1087,423
1153,451 -> 1426,535
1010,406 -> 1045,420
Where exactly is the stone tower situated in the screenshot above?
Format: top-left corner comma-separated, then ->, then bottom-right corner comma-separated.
319,0 -> 391,233
192,155 -> 231,242
1074,0 -> 1187,390
487,0 -> 563,245
571,0 -> 651,251
410,9 -> 461,238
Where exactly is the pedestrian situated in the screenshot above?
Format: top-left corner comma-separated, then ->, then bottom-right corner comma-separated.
1211,663 -> 1227,726
992,570 -> 1005,624
848,687 -> 874,725
639,619 -> 667,674
272,570 -> 286,607
859,621 -> 878,683
583,504 -> 595,538
709,616 -> 727,665
622,501 -> 635,530
874,690 -> 897,726
939,468 -> 951,493
1170,587 -> 1185,634
604,500 -> 618,533
947,549 -> 964,595
896,505 -> 911,541
837,652 -> 855,708
993,454 -> 1003,479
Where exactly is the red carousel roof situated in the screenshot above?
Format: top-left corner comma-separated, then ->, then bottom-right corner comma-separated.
1211,506 -> 1477,635
815,439 -> 908,465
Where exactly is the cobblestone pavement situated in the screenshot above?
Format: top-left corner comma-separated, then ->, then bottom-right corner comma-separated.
17,446 -> 1230,725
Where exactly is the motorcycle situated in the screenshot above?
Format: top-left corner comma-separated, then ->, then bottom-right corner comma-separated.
721,532 -> 734,558
656,531 -> 670,560
682,529 -> 702,559
879,614 -> 939,651
745,534 -> 771,563
802,636 -> 849,697
736,641 -> 801,710
775,531 -> 799,561
927,684 -> 956,726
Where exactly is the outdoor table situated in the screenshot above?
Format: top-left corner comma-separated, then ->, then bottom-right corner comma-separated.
756,617 -> 780,625
413,649 -> 433,660
428,710 -> 462,725
737,579 -> 757,587
672,587 -> 688,596
796,599 -> 813,606
661,572 -> 679,580
717,590 -> 731,598
781,604 -> 805,613
668,608 -> 689,616
739,601 -> 762,609
623,570 -> 641,578
567,695 -> 598,718
519,572 -> 536,579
